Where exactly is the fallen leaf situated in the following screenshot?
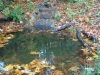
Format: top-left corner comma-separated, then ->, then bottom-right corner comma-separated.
6,34 -> 14,40
68,66 -> 80,72
78,17 -> 83,22
34,67 -> 40,73
26,12 -> 30,15
0,44 -> 5,48
30,51 -> 40,54
59,38 -> 65,40
84,16 -> 89,23
72,38 -> 78,41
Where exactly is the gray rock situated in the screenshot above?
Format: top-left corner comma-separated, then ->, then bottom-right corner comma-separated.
38,3 -> 52,8
34,20 -> 55,30
44,0 -> 50,2
38,4 -> 55,12
39,8 -> 55,13
38,4 -> 46,9
38,14 -> 54,19
0,61 -> 5,71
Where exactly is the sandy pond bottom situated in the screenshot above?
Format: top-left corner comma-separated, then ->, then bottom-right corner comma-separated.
0,31 -> 82,74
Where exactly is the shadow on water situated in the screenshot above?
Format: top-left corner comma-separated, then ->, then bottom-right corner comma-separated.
0,31 -> 82,69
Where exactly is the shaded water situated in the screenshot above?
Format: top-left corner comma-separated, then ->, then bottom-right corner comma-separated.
0,32 -> 82,70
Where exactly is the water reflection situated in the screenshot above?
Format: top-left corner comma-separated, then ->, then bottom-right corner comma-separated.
0,32 -> 81,65
39,49 -> 54,66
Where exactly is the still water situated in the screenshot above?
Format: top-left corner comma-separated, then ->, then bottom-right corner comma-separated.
0,31 -> 82,68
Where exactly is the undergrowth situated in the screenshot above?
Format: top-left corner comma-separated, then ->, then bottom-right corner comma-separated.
1,0 -> 35,22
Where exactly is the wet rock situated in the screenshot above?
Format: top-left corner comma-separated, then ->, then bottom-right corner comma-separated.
39,8 -> 55,13
38,4 -> 46,9
0,61 -> 5,71
44,2 -> 52,8
34,20 -> 55,30
38,3 -> 52,9
38,14 -> 54,19
38,4 -> 55,13
44,0 -> 50,3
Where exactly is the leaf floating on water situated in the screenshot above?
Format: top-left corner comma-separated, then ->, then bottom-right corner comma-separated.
50,65 -> 56,70
0,44 -> 5,48
3,64 -> 14,71
6,34 -> 14,40
59,37 -> 65,40
30,51 -> 40,54
68,66 -> 80,72
0,37 -> 9,44
72,38 -> 78,41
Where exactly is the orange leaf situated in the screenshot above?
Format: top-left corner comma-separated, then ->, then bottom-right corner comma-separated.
30,51 -> 40,55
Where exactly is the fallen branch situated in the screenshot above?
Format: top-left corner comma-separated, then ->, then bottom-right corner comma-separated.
81,30 -> 99,43
76,29 -> 91,51
53,21 -> 77,32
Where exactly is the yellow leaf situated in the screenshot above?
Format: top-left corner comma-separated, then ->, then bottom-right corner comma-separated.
66,21 -> 69,24
93,54 -> 98,59
72,38 -> 78,41
29,18 -> 34,22
60,19 -> 64,22
25,64 -> 29,68
59,38 -> 65,40
6,34 -> 14,40
26,12 -> 30,15
84,17 -> 89,23
92,52 -> 98,59
30,51 -> 40,54
34,67 -> 40,73
0,37 -> 9,43
0,44 -> 5,47
5,64 -> 14,69
78,17 -> 83,22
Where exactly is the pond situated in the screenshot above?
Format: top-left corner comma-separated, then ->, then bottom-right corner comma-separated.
0,31 -> 82,74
